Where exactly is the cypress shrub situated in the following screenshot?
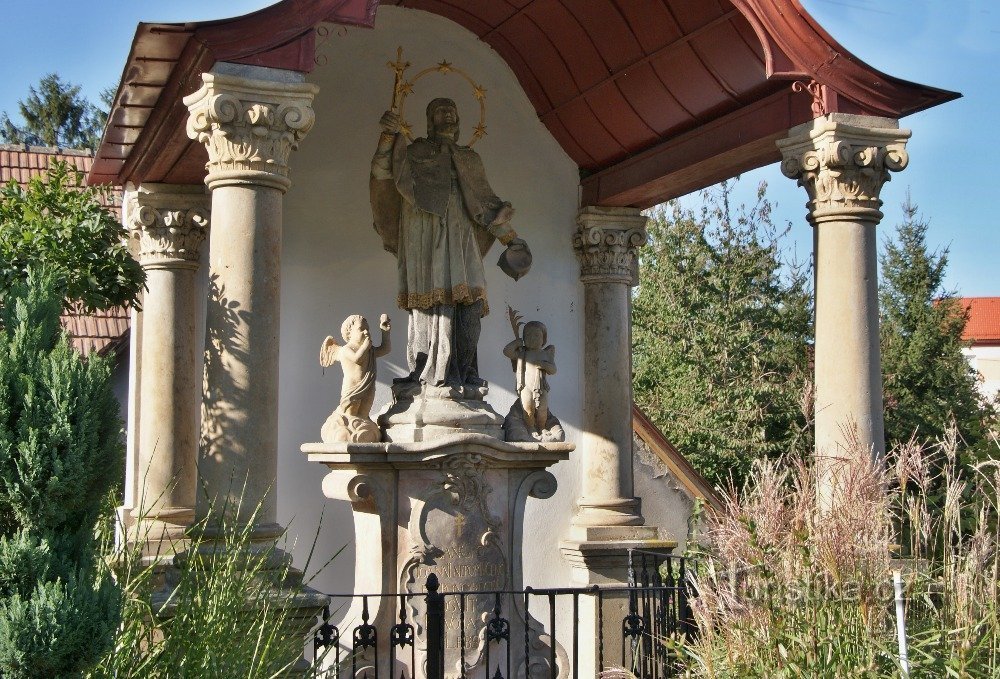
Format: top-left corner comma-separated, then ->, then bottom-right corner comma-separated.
0,272 -> 121,678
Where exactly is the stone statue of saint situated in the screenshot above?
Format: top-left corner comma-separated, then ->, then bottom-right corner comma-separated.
370,98 -> 531,399
319,313 -> 391,442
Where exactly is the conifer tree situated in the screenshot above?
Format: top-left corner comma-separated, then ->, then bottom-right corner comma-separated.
632,181 -> 813,491
0,74 -> 106,150
0,272 -> 121,678
879,192 -> 994,453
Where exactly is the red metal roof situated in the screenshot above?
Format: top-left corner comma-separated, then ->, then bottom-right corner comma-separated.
958,297 -> 1000,345
59,305 -> 131,358
89,0 -> 958,208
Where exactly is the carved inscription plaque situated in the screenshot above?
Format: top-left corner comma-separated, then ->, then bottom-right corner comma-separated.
404,457 -> 508,671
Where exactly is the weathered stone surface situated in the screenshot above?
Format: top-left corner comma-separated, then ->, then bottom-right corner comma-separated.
378,395 -> 505,442
571,206 -> 648,529
304,434 -> 572,678
125,184 -> 209,545
778,114 -> 910,504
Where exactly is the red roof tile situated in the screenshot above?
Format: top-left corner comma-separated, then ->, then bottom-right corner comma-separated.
59,305 -> 130,358
958,297 -> 1000,344
0,144 -> 121,207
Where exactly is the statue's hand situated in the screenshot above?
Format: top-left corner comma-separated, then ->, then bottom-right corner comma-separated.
379,314 -> 391,332
379,110 -> 401,135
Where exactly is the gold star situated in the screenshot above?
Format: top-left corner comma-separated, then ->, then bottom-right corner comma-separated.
399,81 -> 414,96
437,60 -> 453,74
472,122 -> 487,139
472,84 -> 487,101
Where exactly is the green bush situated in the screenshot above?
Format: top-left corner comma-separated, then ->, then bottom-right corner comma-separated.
0,272 -> 122,678
0,161 -> 144,312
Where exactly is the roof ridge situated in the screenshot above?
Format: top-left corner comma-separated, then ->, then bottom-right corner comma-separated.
0,143 -> 96,157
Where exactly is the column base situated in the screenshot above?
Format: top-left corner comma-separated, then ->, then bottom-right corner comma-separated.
572,496 -> 647,528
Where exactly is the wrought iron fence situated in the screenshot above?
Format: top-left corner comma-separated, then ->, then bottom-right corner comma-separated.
311,551 -> 695,679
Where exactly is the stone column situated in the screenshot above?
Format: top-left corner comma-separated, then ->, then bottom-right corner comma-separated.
127,184 -> 210,544
184,70 -> 317,538
569,206 -> 651,532
777,113 -> 909,495
561,207 -> 674,678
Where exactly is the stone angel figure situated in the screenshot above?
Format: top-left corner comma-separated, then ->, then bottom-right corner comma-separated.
501,308 -> 564,442
319,313 -> 391,443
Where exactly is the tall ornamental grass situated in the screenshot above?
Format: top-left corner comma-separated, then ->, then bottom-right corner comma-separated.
678,430 -> 999,678
88,496 -> 332,679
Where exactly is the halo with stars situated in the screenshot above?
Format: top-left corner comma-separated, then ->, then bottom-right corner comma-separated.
388,49 -> 489,147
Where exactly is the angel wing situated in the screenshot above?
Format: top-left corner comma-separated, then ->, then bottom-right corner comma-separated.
319,336 -> 341,368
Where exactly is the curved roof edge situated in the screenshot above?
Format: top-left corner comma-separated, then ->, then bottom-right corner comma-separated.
90,0 -> 959,207
731,0 -> 959,118
89,0 -> 378,186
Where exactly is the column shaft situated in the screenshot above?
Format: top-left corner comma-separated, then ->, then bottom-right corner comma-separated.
184,70 -> 317,538
571,206 -> 649,530
813,214 -> 884,460
201,184 -> 283,531
127,184 -> 209,539
778,113 -> 910,499
579,279 -> 638,523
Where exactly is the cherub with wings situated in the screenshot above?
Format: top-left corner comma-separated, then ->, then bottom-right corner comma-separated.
319,313 -> 391,443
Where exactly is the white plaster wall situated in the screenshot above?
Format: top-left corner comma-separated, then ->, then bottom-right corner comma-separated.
964,345 -> 1000,403
276,6 -> 584,598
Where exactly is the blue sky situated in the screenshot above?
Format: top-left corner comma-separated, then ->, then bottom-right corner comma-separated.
1,1 -> 995,295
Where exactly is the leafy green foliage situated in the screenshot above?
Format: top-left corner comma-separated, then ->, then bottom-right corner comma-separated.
632,180 -> 813,491
0,74 -> 107,149
88,499 -> 333,679
0,161 -> 144,312
0,272 -> 122,677
879,192 -> 995,453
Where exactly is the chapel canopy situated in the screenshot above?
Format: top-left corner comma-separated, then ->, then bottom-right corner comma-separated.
88,0 -> 957,208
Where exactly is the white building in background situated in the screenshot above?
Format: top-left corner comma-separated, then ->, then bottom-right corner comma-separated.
959,297 -> 1000,404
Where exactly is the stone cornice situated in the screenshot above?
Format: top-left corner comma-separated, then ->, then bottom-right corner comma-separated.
777,114 -> 909,224
126,184 -> 210,269
183,73 -> 318,192
573,206 -> 648,285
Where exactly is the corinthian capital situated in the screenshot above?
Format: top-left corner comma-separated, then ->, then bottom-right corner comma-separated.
574,206 -> 648,284
777,114 -> 910,222
183,73 -> 318,192
125,184 -> 210,269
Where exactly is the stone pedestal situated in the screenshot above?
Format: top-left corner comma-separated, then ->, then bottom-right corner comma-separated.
378,390 -> 505,442
778,113 -> 910,504
560,537 -> 676,678
303,434 -> 572,678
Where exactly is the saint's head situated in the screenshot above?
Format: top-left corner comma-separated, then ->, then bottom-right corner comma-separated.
426,97 -> 460,142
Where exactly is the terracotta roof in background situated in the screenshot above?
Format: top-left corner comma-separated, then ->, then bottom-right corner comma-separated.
958,297 -> 1000,345
59,306 -> 130,358
1,144 -> 121,207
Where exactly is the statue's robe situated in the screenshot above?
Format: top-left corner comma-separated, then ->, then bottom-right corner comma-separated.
371,133 -> 514,387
